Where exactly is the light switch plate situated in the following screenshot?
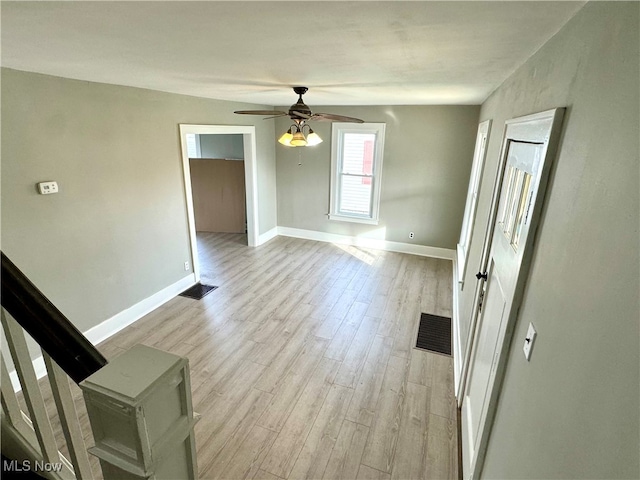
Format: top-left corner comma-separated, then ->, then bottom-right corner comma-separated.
523,322 -> 537,361
37,181 -> 59,195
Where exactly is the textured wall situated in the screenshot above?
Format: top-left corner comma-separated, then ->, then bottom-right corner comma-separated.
458,2 -> 639,477
275,105 -> 480,249
1,69 -> 276,332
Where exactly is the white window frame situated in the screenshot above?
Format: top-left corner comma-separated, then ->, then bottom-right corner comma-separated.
457,119 -> 491,287
329,123 -> 386,225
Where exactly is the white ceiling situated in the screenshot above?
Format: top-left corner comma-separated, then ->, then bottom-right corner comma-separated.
1,1 -> 585,106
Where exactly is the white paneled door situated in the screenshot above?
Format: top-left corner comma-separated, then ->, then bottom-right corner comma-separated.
461,109 -> 564,479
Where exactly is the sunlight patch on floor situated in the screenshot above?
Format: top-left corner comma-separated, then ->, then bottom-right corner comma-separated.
334,243 -> 377,265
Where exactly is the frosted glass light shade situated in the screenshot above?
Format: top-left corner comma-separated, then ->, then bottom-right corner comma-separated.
306,130 -> 323,146
290,131 -> 307,146
278,130 -> 293,146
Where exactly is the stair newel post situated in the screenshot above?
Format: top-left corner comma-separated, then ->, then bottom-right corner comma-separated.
79,344 -> 198,479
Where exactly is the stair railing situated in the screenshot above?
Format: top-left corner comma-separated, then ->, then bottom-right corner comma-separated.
1,252 -> 198,479
2,308 -> 94,479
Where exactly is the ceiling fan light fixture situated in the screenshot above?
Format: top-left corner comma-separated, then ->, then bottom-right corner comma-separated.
306,129 -> 323,146
290,129 -> 307,147
236,87 -> 364,148
278,128 -> 294,146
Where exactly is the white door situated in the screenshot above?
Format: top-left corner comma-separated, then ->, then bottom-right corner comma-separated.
455,119 -> 491,396
457,119 -> 491,285
461,109 -> 564,479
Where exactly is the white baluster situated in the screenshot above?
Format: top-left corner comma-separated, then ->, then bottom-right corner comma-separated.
1,353 -> 29,431
1,309 -> 59,463
43,352 -> 94,480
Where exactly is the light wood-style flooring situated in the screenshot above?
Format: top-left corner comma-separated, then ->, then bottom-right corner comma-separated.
28,233 -> 458,479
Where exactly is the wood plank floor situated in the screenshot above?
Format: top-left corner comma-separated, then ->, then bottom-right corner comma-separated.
25,233 -> 458,479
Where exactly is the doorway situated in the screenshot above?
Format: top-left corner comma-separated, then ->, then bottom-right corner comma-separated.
189,134 -> 246,235
460,109 -> 565,478
179,125 -> 259,283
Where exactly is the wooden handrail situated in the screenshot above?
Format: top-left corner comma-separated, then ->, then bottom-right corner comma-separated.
1,252 -> 107,384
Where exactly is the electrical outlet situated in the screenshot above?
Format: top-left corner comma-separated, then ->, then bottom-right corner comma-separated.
409,232 -> 415,239
184,261 -> 189,271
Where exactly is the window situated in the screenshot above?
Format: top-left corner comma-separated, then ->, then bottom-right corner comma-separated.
497,150 -> 536,253
457,120 -> 491,285
330,123 -> 386,224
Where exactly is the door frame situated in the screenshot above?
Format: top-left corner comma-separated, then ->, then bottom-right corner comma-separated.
456,119 -> 504,403
454,119 -> 491,396
179,124 -> 259,282
456,119 -> 492,288
460,108 -> 565,479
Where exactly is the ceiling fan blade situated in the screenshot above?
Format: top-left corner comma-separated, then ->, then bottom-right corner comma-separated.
234,110 -> 288,116
310,113 -> 365,123
261,113 -> 290,120
291,110 -> 312,119
234,88 -> 364,125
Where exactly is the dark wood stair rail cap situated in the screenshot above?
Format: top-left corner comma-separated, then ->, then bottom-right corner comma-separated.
1,251 -> 107,384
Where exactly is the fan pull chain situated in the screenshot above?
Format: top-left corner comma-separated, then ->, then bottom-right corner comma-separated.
298,149 -> 302,166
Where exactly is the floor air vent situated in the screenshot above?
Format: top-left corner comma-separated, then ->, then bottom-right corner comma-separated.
415,313 -> 452,356
179,283 -> 218,300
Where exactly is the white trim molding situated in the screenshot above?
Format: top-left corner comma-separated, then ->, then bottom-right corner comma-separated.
8,229 -> 454,392
9,274 -> 195,391
457,119 -> 491,288
83,274 -> 195,346
452,256 -> 463,398
257,227 -> 279,246
329,123 -> 386,225
179,124 -> 260,283
277,226 -> 455,260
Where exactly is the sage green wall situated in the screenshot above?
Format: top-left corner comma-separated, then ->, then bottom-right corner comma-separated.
1,68 -> 277,333
275,105 -> 480,249
459,2 -> 639,477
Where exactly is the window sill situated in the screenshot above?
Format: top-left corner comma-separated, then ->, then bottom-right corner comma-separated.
329,214 -> 379,225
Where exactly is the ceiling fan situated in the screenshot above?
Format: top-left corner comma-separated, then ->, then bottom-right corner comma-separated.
234,86 -> 364,147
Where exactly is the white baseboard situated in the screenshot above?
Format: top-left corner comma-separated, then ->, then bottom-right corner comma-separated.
9,274 -> 196,391
8,229 -> 455,392
277,226 -> 456,260
84,274 -> 195,346
257,227 -> 278,246
276,226 -> 460,391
